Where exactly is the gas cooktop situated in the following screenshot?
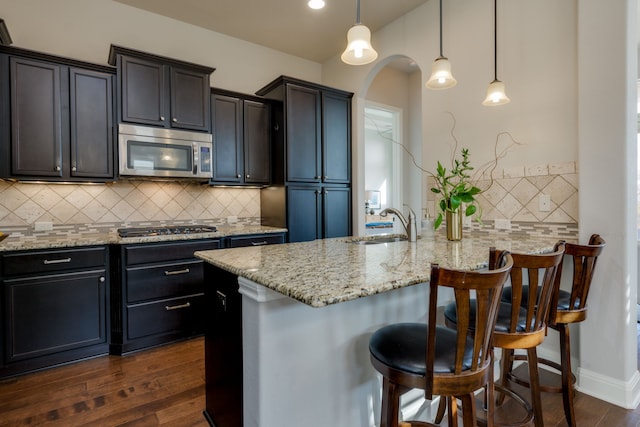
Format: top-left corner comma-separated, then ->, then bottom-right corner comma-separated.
117,225 -> 217,238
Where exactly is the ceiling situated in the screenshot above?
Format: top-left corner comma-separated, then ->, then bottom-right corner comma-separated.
114,0 -> 430,63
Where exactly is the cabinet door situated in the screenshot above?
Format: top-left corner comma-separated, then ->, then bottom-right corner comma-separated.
323,186 -> 351,239
4,269 -> 107,362
285,84 -> 321,183
69,68 -> 114,178
10,57 -> 62,177
243,100 -> 271,184
287,186 -> 321,243
211,94 -> 242,183
170,66 -> 211,131
120,55 -> 166,127
322,92 -> 351,184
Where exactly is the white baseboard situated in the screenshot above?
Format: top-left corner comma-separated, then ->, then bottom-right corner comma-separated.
577,367 -> 640,409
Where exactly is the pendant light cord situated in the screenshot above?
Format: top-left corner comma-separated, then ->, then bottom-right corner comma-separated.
493,0 -> 498,81
438,0 -> 443,58
356,0 -> 361,24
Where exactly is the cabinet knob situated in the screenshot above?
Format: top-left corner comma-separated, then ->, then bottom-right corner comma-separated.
172,117 -> 178,122
237,174 -> 242,178
246,174 -> 250,178
323,176 -> 328,180
160,116 -> 165,121
99,277 -> 105,283
324,191 -> 328,195
71,166 -> 77,172
314,175 -> 320,180
55,165 -> 61,172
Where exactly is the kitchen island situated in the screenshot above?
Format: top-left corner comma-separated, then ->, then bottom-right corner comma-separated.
195,231 -> 569,427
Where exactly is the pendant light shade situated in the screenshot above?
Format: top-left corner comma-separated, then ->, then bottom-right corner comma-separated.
483,79 -> 510,105
341,0 -> 378,65
426,57 -> 457,89
426,0 -> 456,89
483,0 -> 510,106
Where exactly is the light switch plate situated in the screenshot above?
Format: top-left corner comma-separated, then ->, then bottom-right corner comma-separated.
539,194 -> 551,212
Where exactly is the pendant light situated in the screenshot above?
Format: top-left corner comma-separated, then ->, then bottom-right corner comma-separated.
426,0 -> 457,89
482,0 -> 510,106
308,0 -> 325,9
341,0 -> 378,65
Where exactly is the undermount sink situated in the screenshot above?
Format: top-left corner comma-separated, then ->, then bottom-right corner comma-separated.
348,236 -> 408,245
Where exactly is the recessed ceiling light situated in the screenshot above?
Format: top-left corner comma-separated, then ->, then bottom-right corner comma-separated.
308,0 -> 325,10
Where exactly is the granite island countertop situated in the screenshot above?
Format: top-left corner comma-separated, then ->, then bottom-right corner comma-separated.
0,224 -> 287,252
195,231 -> 573,308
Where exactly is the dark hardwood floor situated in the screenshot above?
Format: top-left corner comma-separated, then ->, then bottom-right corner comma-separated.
0,336 -> 638,426
0,337 -> 208,427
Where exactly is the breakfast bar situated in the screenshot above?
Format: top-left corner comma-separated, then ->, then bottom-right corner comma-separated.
195,232 -> 568,427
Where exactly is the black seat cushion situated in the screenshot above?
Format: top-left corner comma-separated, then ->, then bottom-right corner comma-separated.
369,323 -> 473,376
443,300 -> 529,333
501,286 -> 580,311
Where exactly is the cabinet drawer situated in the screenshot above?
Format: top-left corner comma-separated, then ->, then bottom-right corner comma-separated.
2,247 -> 106,276
228,233 -> 285,248
127,294 -> 204,339
126,259 -> 204,303
124,239 -> 221,265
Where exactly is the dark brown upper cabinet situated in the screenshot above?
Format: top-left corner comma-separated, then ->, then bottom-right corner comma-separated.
210,88 -> 271,186
0,46 -> 116,181
256,76 -> 352,186
108,45 -> 214,132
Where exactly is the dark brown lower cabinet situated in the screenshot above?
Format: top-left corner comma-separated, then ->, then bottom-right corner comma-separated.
110,239 -> 222,355
0,246 -> 109,379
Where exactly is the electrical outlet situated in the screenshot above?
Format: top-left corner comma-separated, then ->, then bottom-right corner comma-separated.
494,218 -> 511,230
539,194 -> 551,212
34,221 -> 53,232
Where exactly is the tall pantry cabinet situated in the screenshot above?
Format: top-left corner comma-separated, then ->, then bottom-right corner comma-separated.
257,76 -> 352,243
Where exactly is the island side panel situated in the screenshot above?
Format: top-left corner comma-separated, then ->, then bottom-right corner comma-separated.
203,264 -> 243,427
239,277 -> 430,427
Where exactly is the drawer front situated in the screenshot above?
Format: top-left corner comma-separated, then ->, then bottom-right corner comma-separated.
126,259 -> 204,303
228,233 -> 285,248
2,247 -> 107,276
127,294 -> 204,339
124,239 -> 222,265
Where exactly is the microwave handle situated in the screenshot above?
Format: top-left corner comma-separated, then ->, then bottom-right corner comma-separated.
193,144 -> 198,175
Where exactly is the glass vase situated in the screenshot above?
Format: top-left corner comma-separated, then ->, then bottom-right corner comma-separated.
446,210 -> 463,241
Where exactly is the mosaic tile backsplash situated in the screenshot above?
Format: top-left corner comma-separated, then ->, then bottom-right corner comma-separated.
426,161 -> 578,224
0,180 -> 260,230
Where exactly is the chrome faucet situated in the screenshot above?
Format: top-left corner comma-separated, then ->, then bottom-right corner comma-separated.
379,205 -> 417,242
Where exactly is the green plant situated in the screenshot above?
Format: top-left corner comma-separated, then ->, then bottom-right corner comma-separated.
430,148 -> 482,229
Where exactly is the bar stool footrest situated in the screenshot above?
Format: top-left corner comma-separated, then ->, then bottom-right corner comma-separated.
507,355 -> 576,394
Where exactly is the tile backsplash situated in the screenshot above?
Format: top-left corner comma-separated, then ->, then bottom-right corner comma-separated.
0,180 -> 260,229
426,161 -> 578,224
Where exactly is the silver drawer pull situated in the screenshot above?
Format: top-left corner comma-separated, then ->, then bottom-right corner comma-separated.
43,258 -> 71,265
164,268 -> 190,276
251,241 -> 269,246
165,302 -> 191,311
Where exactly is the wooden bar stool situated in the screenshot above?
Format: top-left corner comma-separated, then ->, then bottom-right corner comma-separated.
501,234 -> 605,427
369,248 -> 513,427
443,241 -> 566,427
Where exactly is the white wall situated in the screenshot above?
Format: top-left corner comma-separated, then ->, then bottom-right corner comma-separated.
0,0 -> 321,94
577,0 -> 639,408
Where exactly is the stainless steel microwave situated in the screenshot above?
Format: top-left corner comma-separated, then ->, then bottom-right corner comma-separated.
118,124 -> 213,179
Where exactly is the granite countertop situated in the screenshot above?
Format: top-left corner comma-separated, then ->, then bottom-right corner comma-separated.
195,231 -> 572,308
0,224 -> 287,252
